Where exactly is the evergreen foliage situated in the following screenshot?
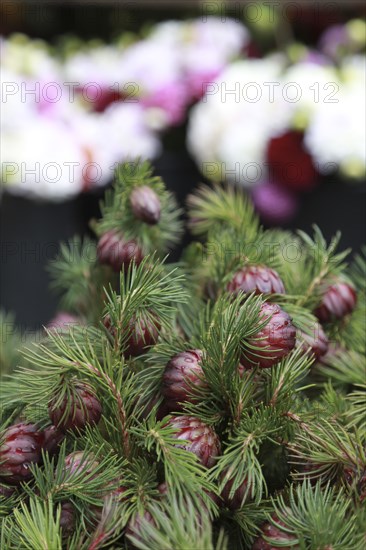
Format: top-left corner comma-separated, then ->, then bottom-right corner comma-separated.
1,161 -> 365,549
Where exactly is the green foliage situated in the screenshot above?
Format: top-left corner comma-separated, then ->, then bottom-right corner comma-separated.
1,171 -> 364,548
0,310 -> 22,377
210,406 -> 290,505
273,481 -> 365,549
47,236 -> 109,322
132,416 -> 218,513
94,160 -> 183,253
187,183 -> 261,240
4,498 -> 62,550
0,310 -> 37,379
277,226 -> 351,310
126,494 -> 227,550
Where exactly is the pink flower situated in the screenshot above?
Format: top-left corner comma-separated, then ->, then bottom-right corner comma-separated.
141,81 -> 189,126
251,181 -> 298,225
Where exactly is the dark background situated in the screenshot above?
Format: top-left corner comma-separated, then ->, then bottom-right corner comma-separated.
1,1 -> 366,329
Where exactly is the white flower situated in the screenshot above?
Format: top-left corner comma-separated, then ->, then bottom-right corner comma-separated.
2,114 -> 86,200
282,60 -> 340,127
63,44 -> 124,89
69,103 -> 161,188
150,17 -> 249,98
120,40 -> 182,93
1,35 -> 62,82
187,56 -> 292,186
151,17 -> 248,70
304,74 -> 366,177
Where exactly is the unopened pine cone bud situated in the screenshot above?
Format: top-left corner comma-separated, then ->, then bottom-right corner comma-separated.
315,279 -> 357,322
63,451 -> 99,477
91,482 -> 128,525
297,322 -> 329,359
97,230 -> 143,272
343,465 -> 366,503
221,473 -> 250,510
252,515 -> 299,549
241,303 -> 296,369
0,483 -> 16,498
48,382 -> 102,433
59,501 -> 75,539
162,349 -> 207,411
130,186 -> 161,225
126,510 -> 156,547
103,312 -> 161,357
227,265 -> 285,296
42,425 -> 65,456
125,312 -> 161,357
0,423 -> 44,485
167,415 -> 221,468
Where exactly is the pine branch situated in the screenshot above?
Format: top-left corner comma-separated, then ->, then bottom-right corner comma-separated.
336,297 -> 366,354
263,346 -> 313,411
276,226 -> 350,310
48,236 -> 109,321
132,416 -> 218,512
1,326 -> 108,411
103,255 -> 188,345
177,294 -> 266,426
272,481 -> 364,549
209,406 -> 290,505
348,246 -> 366,293
10,498 -> 62,550
26,443 -> 125,507
232,501 -> 274,548
187,183 -> 261,241
94,160 -> 183,254
317,349 -> 366,388
288,415 -> 366,485
126,494 -> 227,550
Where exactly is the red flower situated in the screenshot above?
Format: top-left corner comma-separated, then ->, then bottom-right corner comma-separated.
267,131 -> 319,192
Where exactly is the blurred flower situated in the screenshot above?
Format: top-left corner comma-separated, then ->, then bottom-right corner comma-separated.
282,60 -> 340,129
0,34 -> 62,82
305,55 -> 366,179
2,114 -> 86,200
187,56 -> 292,187
119,40 -> 186,128
63,44 -> 124,89
319,24 -> 350,60
319,19 -> 366,61
266,130 -> 319,192
251,181 -> 299,224
151,18 -> 249,100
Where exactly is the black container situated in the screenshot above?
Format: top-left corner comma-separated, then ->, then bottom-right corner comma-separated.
0,193 -> 86,330
285,179 -> 366,255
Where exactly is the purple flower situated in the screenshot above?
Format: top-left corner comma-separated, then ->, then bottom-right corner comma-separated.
251,181 -> 298,225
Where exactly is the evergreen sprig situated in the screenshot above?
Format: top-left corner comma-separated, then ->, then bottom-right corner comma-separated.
209,406 -> 290,505
1,163 -> 364,548
278,226 -> 351,310
126,494 -> 227,550
47,236 -> 109,322
94,160 -> 183,253
289,416 -> 366,486
6,498 -> 62,550
272,481 -> 364,549
132,416 -> 218,512
187,183 -> 261,241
